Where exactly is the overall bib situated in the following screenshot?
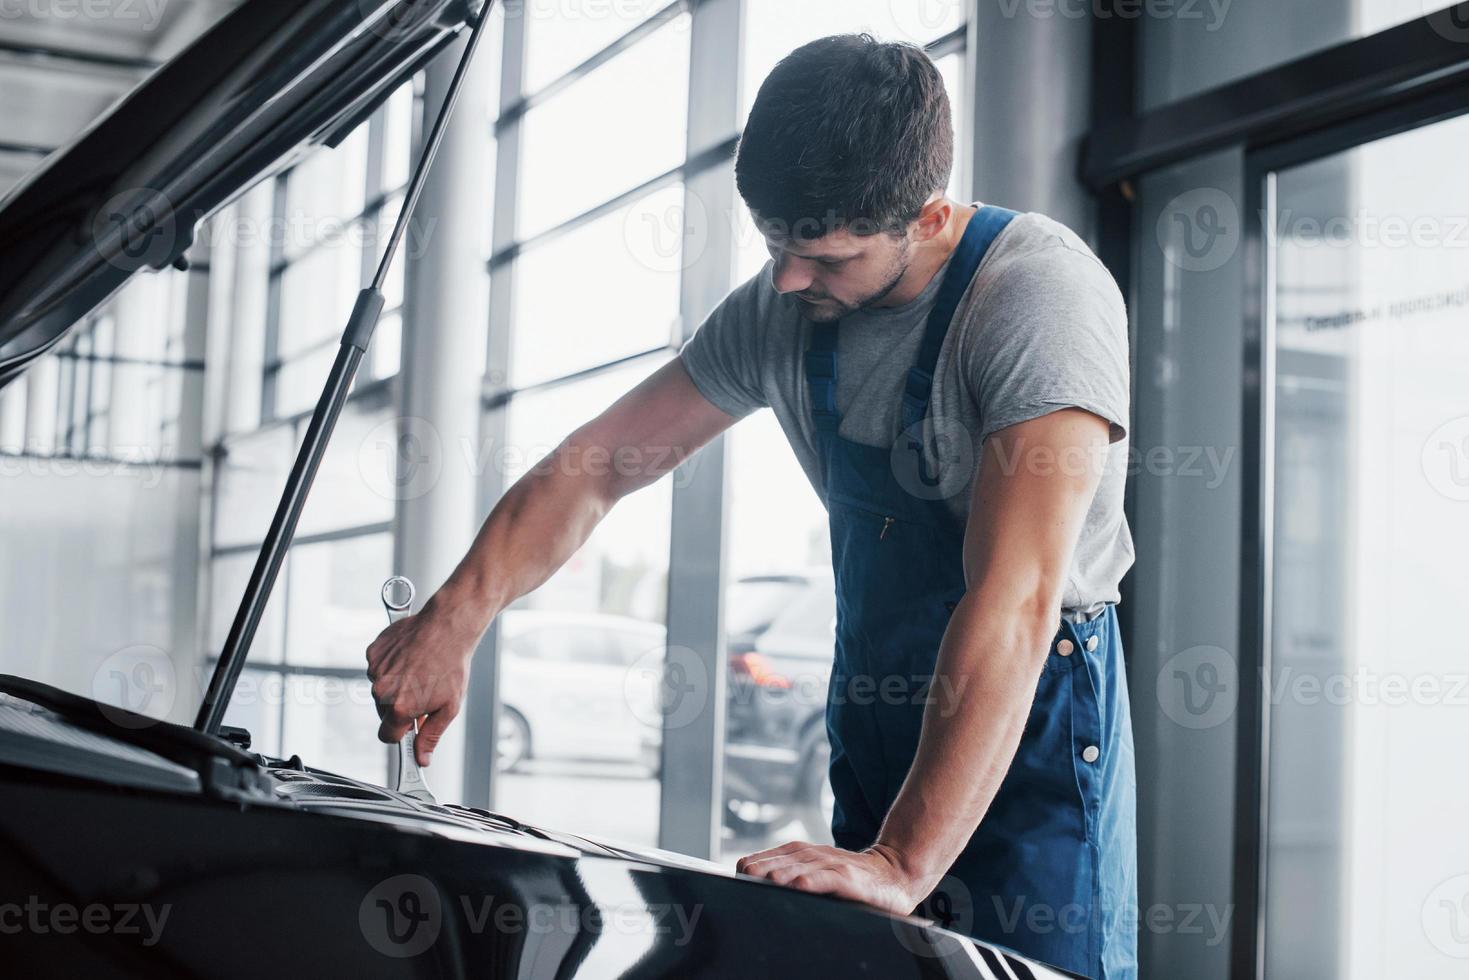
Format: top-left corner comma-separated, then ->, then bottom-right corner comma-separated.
806,206 -> 1138,979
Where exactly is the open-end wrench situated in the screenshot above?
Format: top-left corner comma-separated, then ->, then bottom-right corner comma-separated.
381,576 -> 437,805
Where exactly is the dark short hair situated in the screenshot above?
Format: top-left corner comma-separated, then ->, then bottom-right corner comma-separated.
735,34 -> 953,239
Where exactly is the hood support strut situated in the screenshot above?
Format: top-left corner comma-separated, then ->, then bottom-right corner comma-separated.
195,1 -> 496,735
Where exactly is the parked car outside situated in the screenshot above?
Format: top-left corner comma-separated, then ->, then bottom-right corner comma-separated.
724,571 -> 836,843
496,609 -> 665,771
636,572 -> 839,843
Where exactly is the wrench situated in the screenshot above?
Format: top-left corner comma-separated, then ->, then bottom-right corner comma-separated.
381,576 -> 437,805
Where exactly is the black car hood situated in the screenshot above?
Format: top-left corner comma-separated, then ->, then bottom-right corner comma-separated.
0,673 -> 1084,979
0,0 -> 481,389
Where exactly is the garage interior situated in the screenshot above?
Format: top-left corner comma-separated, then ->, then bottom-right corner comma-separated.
2,1 -> 1468,977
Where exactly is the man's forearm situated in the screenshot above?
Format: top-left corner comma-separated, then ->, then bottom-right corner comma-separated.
873,587 -> 1057,895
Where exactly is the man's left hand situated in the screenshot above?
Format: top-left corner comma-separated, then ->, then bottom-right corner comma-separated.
735,841 -> 929,915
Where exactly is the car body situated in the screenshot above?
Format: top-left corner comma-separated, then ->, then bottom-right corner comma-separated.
0,677 -> 1076,979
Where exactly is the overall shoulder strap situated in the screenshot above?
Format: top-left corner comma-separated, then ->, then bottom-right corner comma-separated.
804,322 -> 840,433
901,205 -> 1019,431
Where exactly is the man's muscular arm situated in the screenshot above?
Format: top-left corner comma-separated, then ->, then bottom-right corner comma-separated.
736,408 -> 1110,913
366,359 -> 736,765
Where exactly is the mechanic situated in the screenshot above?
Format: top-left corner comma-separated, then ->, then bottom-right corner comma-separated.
367,34 -> 1137,979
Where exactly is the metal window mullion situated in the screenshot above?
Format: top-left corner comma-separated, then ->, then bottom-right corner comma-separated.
486,134 -> 738,271
0,449 -> 201,469
260,176 -> 289,424
1232,164 -> 1278,980
212,375 -> 394,450
461,3 -> 528,811
657,0 -> 741,861
266,189 -> 404,278
483,344 -> 677,409
59,345 -> 77,454
55,351 -> 206,371
79,331 -> 96,454
212,521 -> 396,559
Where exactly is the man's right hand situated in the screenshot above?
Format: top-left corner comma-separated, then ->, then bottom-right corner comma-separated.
366,597 -> 486,767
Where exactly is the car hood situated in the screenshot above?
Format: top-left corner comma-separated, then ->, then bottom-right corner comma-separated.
0,0 -> 482,389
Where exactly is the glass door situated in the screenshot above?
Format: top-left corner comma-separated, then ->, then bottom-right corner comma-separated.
1260,108 -> 1469,978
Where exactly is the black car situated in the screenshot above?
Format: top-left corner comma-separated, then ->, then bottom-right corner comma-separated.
0,3 -> 1079,977
722,572 -> 836,843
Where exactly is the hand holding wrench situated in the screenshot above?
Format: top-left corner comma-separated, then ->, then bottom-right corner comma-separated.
381,576 -> 437,805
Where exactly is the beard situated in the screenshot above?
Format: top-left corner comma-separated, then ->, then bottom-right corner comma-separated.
794,242 -> 911,322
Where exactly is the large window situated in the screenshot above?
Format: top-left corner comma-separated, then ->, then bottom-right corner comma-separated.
209,82 -> 419,785
189,0 -> 977,849
483,0 -> 974,856
739,0 -> 965,118
0,269 -> 204,465
509,184 -> 685,386
263,84 -> 416,421
490,358 -> 674,847
516,12 -> 690,239
718,4 -> 972,862
485,2 -> 692,848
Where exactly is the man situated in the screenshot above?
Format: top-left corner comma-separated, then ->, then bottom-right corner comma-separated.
367,34 -> 1136,979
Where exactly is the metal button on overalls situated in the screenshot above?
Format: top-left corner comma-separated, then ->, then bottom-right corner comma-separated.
807,206 -> 1138,979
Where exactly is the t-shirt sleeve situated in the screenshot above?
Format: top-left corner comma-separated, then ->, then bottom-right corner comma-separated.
963,244 -> 1130,444
678,266 -> 772,420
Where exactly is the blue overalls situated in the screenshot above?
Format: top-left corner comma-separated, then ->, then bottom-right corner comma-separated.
806,206 -> 1138,979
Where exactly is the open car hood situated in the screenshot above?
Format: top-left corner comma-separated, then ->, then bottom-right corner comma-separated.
0,0 -> 482,389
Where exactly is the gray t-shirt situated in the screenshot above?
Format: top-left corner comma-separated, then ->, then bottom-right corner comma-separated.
680,209 -> 1134,616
